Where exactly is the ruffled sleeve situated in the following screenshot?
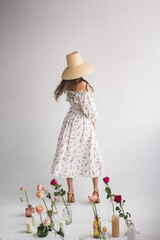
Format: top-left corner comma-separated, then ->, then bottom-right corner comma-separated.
74,87 -> 99,123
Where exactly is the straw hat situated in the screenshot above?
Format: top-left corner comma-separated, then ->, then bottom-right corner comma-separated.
61,51 -> 95,80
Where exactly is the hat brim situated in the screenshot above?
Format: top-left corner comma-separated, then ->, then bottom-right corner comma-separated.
61,62 -> 95,80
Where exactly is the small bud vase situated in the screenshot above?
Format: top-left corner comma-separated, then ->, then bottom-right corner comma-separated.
125,220 -> 136,240
25,205 -> 34,217
62,204 -> 72,225
93,216 -> 101,238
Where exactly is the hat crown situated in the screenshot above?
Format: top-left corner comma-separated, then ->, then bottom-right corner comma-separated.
66,51 -> 84,67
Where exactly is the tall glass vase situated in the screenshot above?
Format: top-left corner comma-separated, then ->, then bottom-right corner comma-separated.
107,198 -> 114,222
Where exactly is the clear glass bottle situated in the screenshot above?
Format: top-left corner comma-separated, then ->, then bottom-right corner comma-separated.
62,204 -> 72,225
107,197 -> 114,222
126,220 -> 136,240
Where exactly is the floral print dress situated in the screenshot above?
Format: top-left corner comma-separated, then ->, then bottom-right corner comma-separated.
51,86 -> 106,178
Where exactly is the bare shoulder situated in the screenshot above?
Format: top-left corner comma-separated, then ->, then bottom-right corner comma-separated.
75,81 -> 89,92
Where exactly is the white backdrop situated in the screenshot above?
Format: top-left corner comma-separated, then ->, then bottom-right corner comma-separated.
0,0 -> 160,239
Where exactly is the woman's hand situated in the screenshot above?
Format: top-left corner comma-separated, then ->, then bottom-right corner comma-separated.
92,121 -> 95,129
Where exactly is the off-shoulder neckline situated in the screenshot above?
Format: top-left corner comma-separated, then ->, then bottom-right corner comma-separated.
65,88 -> 92,94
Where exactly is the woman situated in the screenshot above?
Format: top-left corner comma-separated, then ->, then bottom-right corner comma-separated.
51,51 -> 106,203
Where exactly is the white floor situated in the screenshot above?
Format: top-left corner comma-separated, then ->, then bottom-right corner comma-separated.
0,194 -> 158,240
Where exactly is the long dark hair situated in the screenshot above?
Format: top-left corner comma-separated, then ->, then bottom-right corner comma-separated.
54,77 -> 94,101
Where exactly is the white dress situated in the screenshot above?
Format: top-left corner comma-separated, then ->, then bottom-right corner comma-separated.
51,86 -> 106,178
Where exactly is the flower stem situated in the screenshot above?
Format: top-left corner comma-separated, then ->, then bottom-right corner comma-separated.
42,198 -> 48,211
53,227 -> 64,240
24,190 -> 29,205
40,214 -> 42,223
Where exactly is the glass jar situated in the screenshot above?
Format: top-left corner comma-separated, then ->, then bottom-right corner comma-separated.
62,204 -> 72,225
93,216 -> 101,238
25,205 -> 34,217
123,220 -> 134,237
125,220 -> 136,240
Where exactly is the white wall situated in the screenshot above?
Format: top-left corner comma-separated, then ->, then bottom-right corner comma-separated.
0,0 -> 160,238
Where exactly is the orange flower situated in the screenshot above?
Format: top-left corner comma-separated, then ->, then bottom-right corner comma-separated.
103,226 -> 107,233
35,204 -> 45,214
20,187 -> 24,191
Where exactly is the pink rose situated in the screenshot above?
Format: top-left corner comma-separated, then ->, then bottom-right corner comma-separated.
36,190 -> 44,199
89,195 -> 97,202
37,184 -> 42,191
42,186 -> 47,192
114,195 -> 122,203
50,179 -> 57,186
35,204 -> 45,214
103,177 -> 109,183
43,218 -> 51,227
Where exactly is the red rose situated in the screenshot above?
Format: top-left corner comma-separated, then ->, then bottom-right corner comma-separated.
103,177 -> 109,183
50,179 -> 57,186
114,195 -> 122,203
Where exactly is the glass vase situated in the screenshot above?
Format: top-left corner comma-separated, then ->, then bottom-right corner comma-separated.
62,204 -> 72,225
123,220 -> 133,237
107,197 -> 114,222
123,220 -> 135,240
37,229 -> 48,238
112,214 -> 119,237
93,216 -> 101,238
25,205 -> 34,217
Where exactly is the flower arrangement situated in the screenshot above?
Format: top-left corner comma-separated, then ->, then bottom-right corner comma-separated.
103,177 -> 132,227
103,177 -> 115,215
20,187 -> 34,217
36,185 -> 65,239
35,204 -> 52,237
88,195 -> 109,239
50,179 -> 72,224
114,195 -> 132,227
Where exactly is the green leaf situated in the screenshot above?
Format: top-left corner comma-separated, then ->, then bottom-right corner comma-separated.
105,187 -> 111,195
123,200 -> 126,203
54,191 -> 60,196
119,213 -> 124,217
107,194 -> 111,199
127,212 -> 131,217
116,206 -> 120,211
124,215 -> 128,220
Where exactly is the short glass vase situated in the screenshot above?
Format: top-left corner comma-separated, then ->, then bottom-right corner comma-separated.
62,204 -> 72,225
25,205 -> 34,217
